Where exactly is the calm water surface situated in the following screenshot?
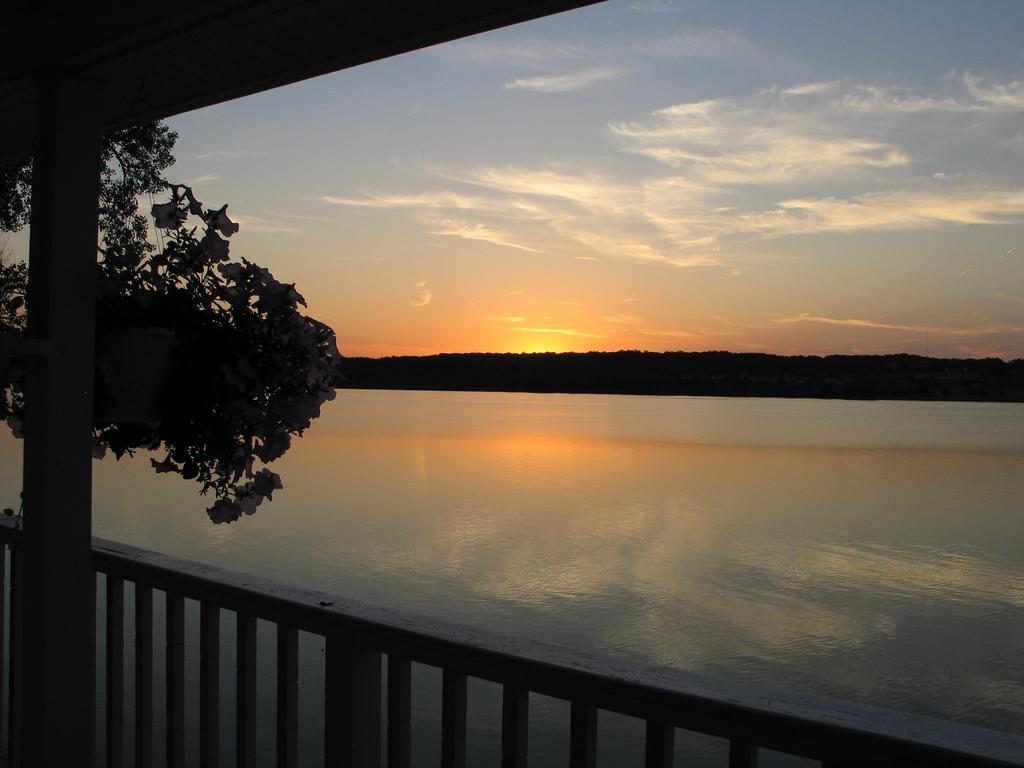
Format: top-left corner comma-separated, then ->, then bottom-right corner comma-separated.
2,389 -> 1022,766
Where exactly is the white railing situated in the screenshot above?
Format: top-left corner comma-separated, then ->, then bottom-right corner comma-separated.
0,517 -> 1021,768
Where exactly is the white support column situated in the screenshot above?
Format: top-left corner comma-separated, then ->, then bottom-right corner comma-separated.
19,73 -> 103,767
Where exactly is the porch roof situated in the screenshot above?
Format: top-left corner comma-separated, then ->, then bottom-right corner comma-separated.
0,0 -> 599,164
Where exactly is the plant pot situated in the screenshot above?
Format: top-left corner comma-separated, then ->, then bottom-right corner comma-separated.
96,327 -> 179,425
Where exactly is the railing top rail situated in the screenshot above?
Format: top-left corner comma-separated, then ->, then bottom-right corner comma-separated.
1,518 -> 1020,766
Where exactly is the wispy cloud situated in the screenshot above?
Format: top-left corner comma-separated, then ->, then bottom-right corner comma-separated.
750,188 -> 1024,235
445,40 -> 585,65
195,149 -> 266,161
436,165 -> 630,212
638,28 -> 760,59
322,73 -> 1024,272
628,0 -> 685,13
488,315 -> 526,323
639,327 -> 697,338
836,84 -> 985,114
782,82 -> 836,96
232,215 -> 299,234
322,191 -> 550,222
505,68 -> 622,93
510,326 -> 604,338
774,313 -> 1024,336
602,314 -> 644,324
611,94 -> 909,184
963,72 -> 1024,109
409,281 -> 432,308
429,219 -> 541,252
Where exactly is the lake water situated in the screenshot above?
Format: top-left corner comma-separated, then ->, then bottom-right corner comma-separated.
2,389 -> 1023,766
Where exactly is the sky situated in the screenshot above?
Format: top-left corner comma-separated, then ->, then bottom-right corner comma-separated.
61,1 -> 1024,356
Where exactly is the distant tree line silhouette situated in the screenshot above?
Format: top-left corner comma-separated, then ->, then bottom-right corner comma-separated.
338,351 -> 1024,402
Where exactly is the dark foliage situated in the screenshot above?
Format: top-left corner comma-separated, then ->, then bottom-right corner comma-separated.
339,351 -> 1024,403
1,122 -> 177,255
1,120 -> 177,438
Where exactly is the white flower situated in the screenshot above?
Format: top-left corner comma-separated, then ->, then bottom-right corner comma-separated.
200,231 -> 230,263
183,187 -> 205,217
151,200 -> 186,230
207,205 -> 239,237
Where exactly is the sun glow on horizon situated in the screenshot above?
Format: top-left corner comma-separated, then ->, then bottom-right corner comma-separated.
126,0 -> 1024,361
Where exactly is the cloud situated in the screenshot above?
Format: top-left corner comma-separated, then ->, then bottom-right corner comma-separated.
321,74 -> 1024,271
323,190 -> 552,222
962,72 -> 1024,109
611,94 -> 909,184
628,0 -> 685,13
437,165 -> 631,212
232,215 -> 299,234
638,28 -> 760,59
638,328 -> 697,338
190,174 -> 221,184
488,315 -> 526,323
510,326 -> 604,338
602,314 -> 643,324
551,221 -> 725,267
429,219 -> 541,252
325,191 -> 496,213
774,313 -> 1024,336
444,40 -> 584,65
836,84 -> 984,114
504,68 -> 622,93
409,281 -> 432,308
782,82 -> 837,96
750,188 -> 1024,235
195,149 -> 266,161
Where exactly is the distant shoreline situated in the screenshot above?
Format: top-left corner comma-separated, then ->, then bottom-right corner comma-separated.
338,384 -> 1024,405
337,351 -> 1024,404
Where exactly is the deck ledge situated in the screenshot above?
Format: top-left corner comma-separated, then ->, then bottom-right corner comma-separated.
0,517 -> 1020,765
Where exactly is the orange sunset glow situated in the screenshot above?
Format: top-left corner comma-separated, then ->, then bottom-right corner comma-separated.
8,1 -> 1022,361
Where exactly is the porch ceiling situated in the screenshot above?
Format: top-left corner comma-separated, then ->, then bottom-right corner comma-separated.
0,0 -> 600,164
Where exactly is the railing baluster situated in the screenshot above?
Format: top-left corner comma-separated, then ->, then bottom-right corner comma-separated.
729,739 -> 758,767
166,593 -> 185,768
644,720 -> 673,768
237,612 -> 258,768
0,545 -> 6,752
324,636 -> 382,768
501,685 -> 529,768
134,584 -> 153,768
277,624 -> 298,768
200,602 -> 220,768
106,575 -> 125,768
569,701 -> 597,768
8,544 -> 22,767
386,656 -> 411,768
0,517 -> 1016,768
441,670 -> 467,768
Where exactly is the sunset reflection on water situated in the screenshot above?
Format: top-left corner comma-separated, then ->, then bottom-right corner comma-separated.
1,389 -> 1021,764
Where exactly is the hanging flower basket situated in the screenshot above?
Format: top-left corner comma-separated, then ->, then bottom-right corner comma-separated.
96,326 -> 179,425
3,184 -> 345,523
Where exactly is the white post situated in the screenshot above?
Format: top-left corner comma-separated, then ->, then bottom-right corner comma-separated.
18,72 -> 102,766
